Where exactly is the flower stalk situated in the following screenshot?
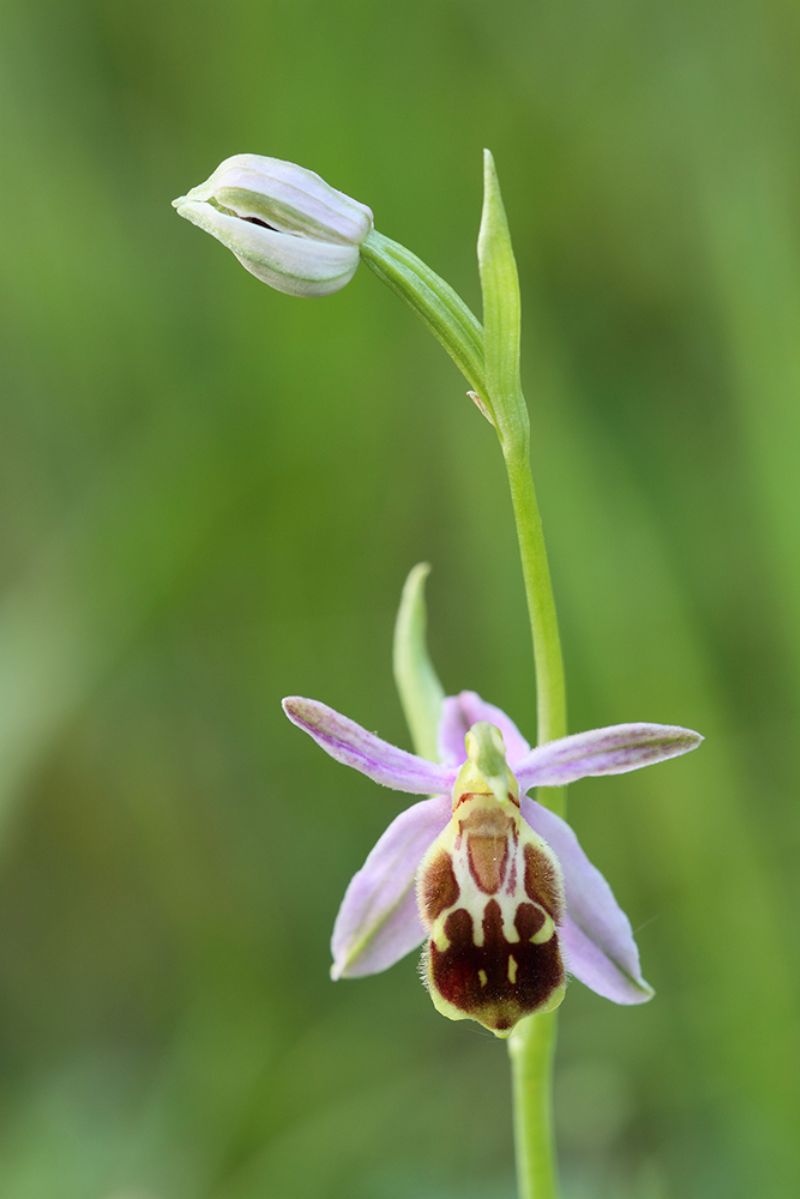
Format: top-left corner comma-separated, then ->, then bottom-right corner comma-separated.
503,437 -> 565,1197
503,445 -> 567,812
360,230 -> 489,405
510,1010 -> 560,1199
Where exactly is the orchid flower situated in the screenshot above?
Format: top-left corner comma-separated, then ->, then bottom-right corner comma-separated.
283,691 -> 702,1036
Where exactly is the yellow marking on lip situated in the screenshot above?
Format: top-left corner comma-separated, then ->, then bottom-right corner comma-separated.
507,955 -> 518,985
432,928 -> 451,952
478,969 -> 488,988
530,912 -> 555,945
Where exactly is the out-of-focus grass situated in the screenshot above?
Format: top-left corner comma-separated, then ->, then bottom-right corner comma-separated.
0,1 -> 798,1196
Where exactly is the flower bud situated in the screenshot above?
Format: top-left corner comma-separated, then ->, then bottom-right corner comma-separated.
173,154 -> 373,297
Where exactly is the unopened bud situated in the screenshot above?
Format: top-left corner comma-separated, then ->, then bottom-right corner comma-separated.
173,154 -> 373,297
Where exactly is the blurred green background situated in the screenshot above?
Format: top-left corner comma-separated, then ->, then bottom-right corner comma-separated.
1,1 -> 798,1196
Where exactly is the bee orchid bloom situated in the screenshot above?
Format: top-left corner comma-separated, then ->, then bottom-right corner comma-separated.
173,154 -> 373,297
283,692 -> 702,1036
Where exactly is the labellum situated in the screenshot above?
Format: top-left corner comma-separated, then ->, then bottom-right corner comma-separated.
417,723 -> 566,1035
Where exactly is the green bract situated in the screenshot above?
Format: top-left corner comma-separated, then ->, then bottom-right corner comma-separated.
478,149 -> 529,454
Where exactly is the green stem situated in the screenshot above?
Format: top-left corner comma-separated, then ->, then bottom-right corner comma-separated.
504,441 -> 567,799
504,433 -> 567,1199
509,1012 -> 559,1199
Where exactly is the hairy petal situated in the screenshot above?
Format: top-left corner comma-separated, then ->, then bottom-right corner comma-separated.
515,723 -> 703,792
331,795 -> 451,979
438,691 -> 530,767
522,797 -> 654,1004
283,697 -> 456,794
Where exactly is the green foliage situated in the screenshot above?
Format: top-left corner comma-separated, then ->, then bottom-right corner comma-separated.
0,0 -> 798,1196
